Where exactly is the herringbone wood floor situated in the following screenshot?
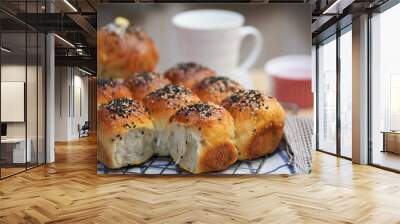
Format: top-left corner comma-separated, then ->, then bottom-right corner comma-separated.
1,136 -> 400,224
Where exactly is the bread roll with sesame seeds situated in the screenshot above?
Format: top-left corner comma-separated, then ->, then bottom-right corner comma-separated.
164,62 -> 216,89
143,84 -> 200,156
125,71 -> 171,102
167,103 -> 238,173
97,98 -> 155,169
221,90 -> 285,160
97,78 -> 133,107
192,76 -> 244,105
98,17 -> 159,78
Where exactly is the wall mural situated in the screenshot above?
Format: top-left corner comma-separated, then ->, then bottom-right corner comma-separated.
96,4 -> 313,175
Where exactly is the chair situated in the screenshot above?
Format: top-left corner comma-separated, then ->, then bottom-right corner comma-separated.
78,121 -> 90,138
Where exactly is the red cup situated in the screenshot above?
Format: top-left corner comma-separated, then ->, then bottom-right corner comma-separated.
265,55 -> 312,108
273,77 -> 313,108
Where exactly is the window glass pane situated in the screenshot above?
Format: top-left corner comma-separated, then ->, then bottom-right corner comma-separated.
0,1 -> 46,179
318,37 -> 337,154
1,30 -> 27,177
371,3 -> 400,171
340,29 -> 352,158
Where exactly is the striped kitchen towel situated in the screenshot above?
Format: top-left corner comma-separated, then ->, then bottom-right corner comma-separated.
97,116 -> 313,175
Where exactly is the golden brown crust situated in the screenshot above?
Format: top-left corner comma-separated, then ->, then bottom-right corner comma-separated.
248,125 -> 284,160
193,76 -> 244,104
170,103 -> 230,133
97,98 -> 154,168
197,142 -> 237,173
164,62 -> 215,89
143,84 -> 200,122
221,90 -> 285,160
97,98 -> 153,139
97,78 -> 133,106
125,72 -> 171,102
97,24 -> 158,78
170,103 -> 238,173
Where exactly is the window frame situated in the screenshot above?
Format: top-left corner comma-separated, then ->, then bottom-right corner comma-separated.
315,23 -> 353,161
0,0 -> 47,180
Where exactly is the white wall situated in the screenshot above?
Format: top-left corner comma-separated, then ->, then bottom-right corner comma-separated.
54,67 -> 89,141
46,32 -> 56,163
71,73 -> 89,138
1,65 -> 31,138
55,67 -> 70,141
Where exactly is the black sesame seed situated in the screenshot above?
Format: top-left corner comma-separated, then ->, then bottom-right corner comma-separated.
199,76 -> 242,93
225,90 -> 267,110
127,72 -> 161,87
175,62 -> 206,72
147,84 -> 194,102
97,78 -> 124,88
104,98 -> 142,118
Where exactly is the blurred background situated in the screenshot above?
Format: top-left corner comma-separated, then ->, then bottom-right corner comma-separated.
98,4 -> 312,115
98,4 -> 311,71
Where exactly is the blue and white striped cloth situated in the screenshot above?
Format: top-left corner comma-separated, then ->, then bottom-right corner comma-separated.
97,116 -> 312,175
97,142 -> 295,175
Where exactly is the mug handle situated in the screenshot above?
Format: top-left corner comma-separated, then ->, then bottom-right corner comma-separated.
238,26 -> 263,72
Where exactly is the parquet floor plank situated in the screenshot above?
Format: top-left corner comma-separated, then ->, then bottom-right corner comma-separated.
1,136 -> 400,223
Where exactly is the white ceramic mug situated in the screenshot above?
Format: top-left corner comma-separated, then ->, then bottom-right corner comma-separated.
172,9 -> 263,87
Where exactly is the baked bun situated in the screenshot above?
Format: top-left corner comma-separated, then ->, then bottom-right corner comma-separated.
167,103 -> 238,173
98,17 -> 159,78
192,76 -> 244,104
143,84 -> 200,156
222,90 -> 285,160
97,98 -> 154,169
97,78 -> 132,106
125,71 -> 171,102
164,62 -> 215,89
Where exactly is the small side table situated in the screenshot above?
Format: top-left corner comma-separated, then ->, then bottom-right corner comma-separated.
381,131 -> 400,154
